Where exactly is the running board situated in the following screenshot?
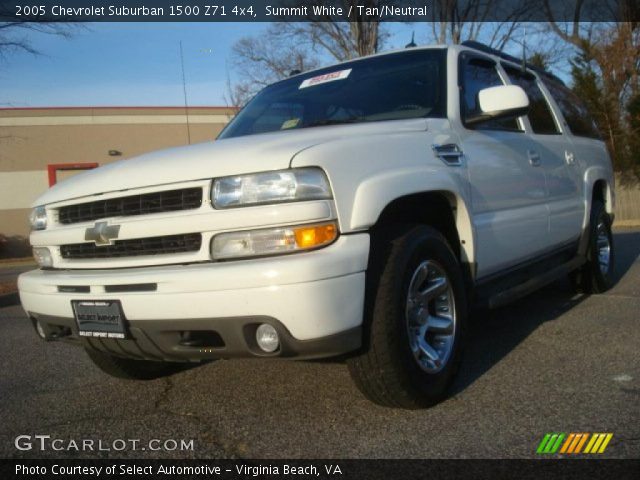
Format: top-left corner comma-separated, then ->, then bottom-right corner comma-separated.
485,256 -> 585,309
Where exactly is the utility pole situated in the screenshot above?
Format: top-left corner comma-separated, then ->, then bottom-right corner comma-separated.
179,40 -> 191,145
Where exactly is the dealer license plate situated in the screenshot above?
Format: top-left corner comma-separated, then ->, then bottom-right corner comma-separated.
72,300 -> 127,339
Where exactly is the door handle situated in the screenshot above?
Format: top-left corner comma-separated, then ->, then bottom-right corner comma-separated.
527,150 -> 541,166
565,150 -> 576,165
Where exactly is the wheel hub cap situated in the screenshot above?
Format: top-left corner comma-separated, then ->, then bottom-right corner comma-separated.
405,260 -> 456,374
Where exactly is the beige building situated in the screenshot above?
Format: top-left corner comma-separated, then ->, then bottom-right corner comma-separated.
0,106 -> 234,238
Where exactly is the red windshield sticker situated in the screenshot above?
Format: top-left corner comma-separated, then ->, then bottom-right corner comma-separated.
299,69 -> 352,89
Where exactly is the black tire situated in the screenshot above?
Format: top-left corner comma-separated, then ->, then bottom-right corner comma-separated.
347,224 -> 468,409
85,348 -> 185,380
571,200 -> 615,294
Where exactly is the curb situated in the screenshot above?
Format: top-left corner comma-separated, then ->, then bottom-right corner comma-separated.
614,220 -> 640,228
0,261 -> 36,269
0,292 -> 19,308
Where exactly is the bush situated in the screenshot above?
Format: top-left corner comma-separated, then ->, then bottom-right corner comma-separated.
0,235 -> 31,259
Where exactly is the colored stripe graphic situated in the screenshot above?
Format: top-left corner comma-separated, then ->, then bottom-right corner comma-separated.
584,434 -> 599,453
584,433 -> 614,454
568,434 -> 582,453
597,433 -> 613,453
537,433 -> 565,454
544,434 -> 559,453
574,433 -> 589,453
541,433 -> 614,455
559,433 -> 575,454
537,433 -> 552,454
549,434 -> 565,453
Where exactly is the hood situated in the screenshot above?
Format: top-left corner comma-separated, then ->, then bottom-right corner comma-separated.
35,118 -> 427,206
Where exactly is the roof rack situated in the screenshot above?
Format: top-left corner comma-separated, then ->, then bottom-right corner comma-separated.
460,40 -> 565,86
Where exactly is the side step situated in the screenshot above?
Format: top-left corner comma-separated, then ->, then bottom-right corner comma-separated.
484,256 -> 585,309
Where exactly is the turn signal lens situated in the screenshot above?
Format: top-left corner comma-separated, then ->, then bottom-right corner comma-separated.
211,221 -> 338,260
293,223 -> 337,249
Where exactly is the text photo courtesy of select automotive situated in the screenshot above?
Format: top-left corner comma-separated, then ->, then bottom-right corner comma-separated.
0,1 -> 639,478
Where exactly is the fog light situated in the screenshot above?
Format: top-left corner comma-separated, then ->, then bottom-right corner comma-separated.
256,324 -> 279,353
32,247 -> 53,268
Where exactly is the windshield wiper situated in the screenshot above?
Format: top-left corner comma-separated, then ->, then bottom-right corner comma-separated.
303,117 -> 364,128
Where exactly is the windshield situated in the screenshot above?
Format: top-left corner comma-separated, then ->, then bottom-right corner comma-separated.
218,49 -> 447,140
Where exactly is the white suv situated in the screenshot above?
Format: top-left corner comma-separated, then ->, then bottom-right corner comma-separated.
19,42 -> 615,408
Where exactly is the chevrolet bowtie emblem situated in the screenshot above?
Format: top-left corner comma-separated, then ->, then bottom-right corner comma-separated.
85,221 -> 121,246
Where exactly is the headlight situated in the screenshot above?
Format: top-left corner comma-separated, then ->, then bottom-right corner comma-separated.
32,247 -> 53,268
212,168 -> 332,209
29,206 -> 47,231
211,221 -> 338,260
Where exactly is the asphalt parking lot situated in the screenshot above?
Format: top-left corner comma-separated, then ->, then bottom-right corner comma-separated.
0,229 -> 638,459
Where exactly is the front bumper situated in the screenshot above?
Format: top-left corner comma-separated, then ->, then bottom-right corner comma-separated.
19,234 -> 369,361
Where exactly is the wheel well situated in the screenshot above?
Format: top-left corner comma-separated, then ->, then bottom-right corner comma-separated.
372,192 -> 461,259
592,179 -> 607,210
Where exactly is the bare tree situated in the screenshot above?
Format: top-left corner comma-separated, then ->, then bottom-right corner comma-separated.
543,10 -> 639,102
227,1 -> 390,106
425,0 -> 532,49
284,0 -> 388,61
0,21 -> 75,60
285,21 -> 384,62
225,23 -> 321,106
543,0 -> 640,177
0,20 -> 77,145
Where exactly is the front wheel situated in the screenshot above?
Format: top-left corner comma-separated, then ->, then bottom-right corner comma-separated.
347,224 -> 468,409
85,349 -> 186,380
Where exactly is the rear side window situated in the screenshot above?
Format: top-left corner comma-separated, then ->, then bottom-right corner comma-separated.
460,57 -> 520,131
503,65 -> 559,135
541,77 -> 601,139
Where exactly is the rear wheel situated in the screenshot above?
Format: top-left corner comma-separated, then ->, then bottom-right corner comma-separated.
571,200 -> 615,294
85,349 -> 185,380
347,224 -> 467,409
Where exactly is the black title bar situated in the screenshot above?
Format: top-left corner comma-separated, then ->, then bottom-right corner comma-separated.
1,0 -> 639,22
3,459 -> 640,480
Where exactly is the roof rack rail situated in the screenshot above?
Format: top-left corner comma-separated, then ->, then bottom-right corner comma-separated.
460,40 -> 565,86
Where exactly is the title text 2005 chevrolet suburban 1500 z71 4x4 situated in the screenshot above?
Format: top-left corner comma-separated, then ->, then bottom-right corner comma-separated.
19,42 -> 615,408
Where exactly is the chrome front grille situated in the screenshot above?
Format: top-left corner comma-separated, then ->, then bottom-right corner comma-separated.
60,233 -> 202,259
58,187 -> 203,225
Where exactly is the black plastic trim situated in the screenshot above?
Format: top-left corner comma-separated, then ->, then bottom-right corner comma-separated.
104,283 -> 157,293
28,313 -> 361,362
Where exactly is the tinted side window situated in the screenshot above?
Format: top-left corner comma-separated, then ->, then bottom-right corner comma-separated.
503,65 -> 559,135
461,57 -> 520,131
541,77 -> 601,139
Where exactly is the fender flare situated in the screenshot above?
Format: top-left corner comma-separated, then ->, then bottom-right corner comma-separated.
349,167 -> 476,268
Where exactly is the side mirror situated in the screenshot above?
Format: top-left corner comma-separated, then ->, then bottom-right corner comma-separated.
466,85 -> 529,126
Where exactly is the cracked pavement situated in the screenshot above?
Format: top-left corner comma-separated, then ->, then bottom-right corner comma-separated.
0,229 -> 638,459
